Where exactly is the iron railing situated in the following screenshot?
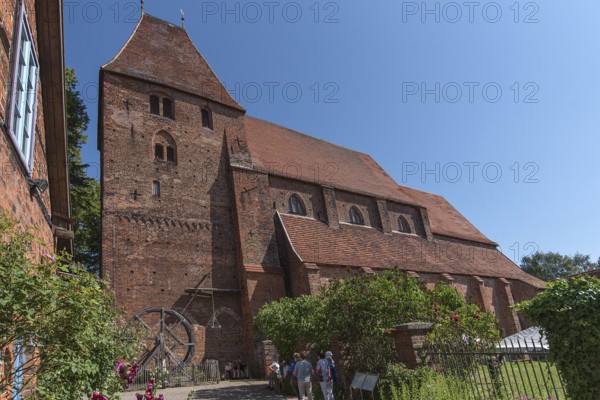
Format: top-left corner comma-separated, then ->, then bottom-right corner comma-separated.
126,360 -> 220,391
424,338 -> 567,400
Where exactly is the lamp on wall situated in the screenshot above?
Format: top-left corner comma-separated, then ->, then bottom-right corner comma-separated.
26,178 -> 49,194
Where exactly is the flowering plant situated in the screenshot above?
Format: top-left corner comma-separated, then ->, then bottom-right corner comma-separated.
115,361 -> 140,388
135,378 -> 165,400
91,393 -> 109,400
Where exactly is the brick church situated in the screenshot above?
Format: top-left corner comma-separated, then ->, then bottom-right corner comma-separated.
99,14 -> 543,370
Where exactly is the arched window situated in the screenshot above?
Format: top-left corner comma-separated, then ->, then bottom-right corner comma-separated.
153,131 -> 177,164
201,108 -> 212,129
163,98 -> 174,119
349,206 -> 364,225
398,216 -> 411,233
288,194 -> 306,215
150,95 -> 160,115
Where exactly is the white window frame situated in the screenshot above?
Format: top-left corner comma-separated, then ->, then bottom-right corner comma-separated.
7,4 -> 39,172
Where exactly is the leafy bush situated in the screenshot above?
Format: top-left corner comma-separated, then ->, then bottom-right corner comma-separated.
515,276 -> 600,400
0,214 -> 142,399
254,270 -> 499,388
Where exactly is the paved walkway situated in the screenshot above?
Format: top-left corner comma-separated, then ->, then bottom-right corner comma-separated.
120,380 -> 298,400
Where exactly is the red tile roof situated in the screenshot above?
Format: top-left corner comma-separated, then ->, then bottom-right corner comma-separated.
103,14 -> 243,111
244,116 -> 495,245
278,213 -> 543,287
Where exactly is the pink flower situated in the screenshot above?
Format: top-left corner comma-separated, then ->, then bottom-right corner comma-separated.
158,395 -> 164,400
42,253 -> 56,262
135,394 -> 143,400
91,393 -> 108,400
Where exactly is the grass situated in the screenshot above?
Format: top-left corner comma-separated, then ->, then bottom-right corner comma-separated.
384,360 -> 566,400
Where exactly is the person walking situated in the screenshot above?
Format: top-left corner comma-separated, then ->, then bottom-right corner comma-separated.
293,352 -> 314,400
289,353 -> 301,400
316,351 -> 334,400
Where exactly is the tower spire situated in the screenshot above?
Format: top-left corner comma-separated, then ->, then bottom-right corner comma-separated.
140,0 -> 144,16
180,9 -> 185,28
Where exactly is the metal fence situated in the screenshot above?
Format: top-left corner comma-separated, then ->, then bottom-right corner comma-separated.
127,360 -> 220,391
424,338 -> 567,400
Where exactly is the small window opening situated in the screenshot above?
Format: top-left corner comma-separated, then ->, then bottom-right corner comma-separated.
152,181 -> 161,196
398,216 -> 411,233
349,206 -> 364,225
201,109 -> 212,129
288,194 -> 306,215
163,98 -> 174,119
154,144 -> 164,160
166,146 -> 175,162
150,95 -> 160,115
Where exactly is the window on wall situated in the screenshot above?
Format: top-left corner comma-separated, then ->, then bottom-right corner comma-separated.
201,108 -> 212,129
288,194 -> 306,215
152,181 -> 161,196
8,5 -> 39,170
153,131 -> 177,164
163,98 -> 174,119
154,144 -> 164,160
150,95 -> 160,115
166,146 -> 175,162
398,216 -> 411,233
349,206 -> 364,225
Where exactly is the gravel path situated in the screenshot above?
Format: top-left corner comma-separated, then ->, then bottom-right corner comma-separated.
119,379 -> 298,400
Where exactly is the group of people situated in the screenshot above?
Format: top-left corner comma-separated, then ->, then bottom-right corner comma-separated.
223,359 -> 247,380
267,350 -> 336,400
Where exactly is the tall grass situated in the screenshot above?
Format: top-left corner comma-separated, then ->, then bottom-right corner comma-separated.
384,372 -> 469,400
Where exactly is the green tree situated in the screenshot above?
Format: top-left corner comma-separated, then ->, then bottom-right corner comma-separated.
515,276 -> 600,400
0,214 -> 142,399
520,251 -> 599,281
254,270 -> 499,385
254,295 -> 326,360
66,67 -> 100,274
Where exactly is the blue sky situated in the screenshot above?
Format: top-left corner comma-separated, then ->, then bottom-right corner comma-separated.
64,1 -> 600,264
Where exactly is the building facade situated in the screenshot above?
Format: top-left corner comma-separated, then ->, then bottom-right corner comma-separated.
99,14 -> 543,371
0,0 -> 70,398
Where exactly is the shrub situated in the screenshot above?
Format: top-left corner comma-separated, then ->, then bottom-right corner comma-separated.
515,276 -> 600,400
0,214 -> 142,399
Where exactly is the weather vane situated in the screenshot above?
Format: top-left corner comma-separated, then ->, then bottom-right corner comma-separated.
180,9 -> 185,28
140,0 -> 144,15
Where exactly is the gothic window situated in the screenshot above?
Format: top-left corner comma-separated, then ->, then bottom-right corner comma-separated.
288,194 -> 306,215
201,108 -> 212,129
8,4 -> 38,170
349,206 -> 364,225
152,181 -> 161,196
153,131 -> 177,164
150,95 -> 160,115
398,216 -> 411,234
163,98 -> 174,119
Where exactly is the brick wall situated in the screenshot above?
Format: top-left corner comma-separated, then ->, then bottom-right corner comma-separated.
0,0 -> 53,250
100,72 -> 246,365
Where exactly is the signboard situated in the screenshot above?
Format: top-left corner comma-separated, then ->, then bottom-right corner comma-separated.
351,372 -> 367,389
361,373 -> 379,392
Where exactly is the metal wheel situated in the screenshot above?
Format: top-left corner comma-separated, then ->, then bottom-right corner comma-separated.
132,307 -> 195,370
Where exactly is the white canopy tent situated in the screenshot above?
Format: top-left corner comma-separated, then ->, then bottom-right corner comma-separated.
497,326 -> 549,351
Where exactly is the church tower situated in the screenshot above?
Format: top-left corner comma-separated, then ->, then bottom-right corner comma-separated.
99,14 -> 250,367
